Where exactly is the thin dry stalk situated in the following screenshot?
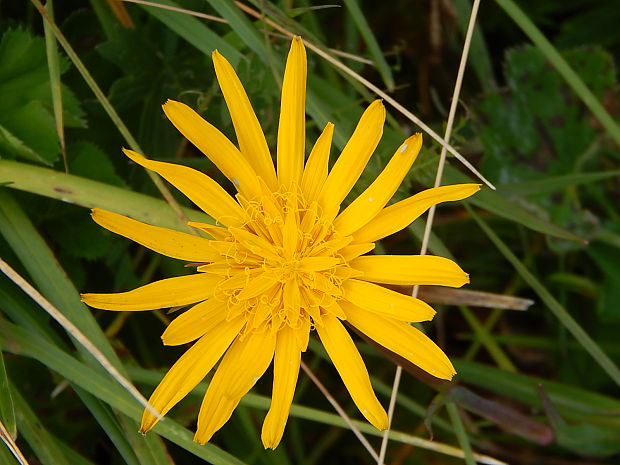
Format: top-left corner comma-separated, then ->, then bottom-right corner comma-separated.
0,258 -> 161,421
379,0 -> 483,463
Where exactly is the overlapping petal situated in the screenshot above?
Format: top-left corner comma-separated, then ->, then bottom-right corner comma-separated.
195,330 -> 276,444
351,255 -> 469,287
162,100 -> 262,199
300,122 -> 334,202
161,299 -> 227,346
277,36 -> 306,188
123,149 -> 245,227
316,315 -> 388,430
343,279 -> 436,322
343,303 -> 456,380
212,50 -> 278,190
261,327 -> 301,449
81,273 -> 221,311
334,134 -> 422,236
91,208 -> 219,262
140,317 -> 245,432
317,100 -> 385,220
353,184 -> 481,243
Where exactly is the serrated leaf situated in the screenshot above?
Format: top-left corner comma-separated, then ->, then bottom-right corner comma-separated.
2,100 -> 59,164
67,141 -> 126,187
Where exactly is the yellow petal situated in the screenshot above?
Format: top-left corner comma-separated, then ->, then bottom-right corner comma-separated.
342,302 -> 456,380
277,37 -> 307,188
300,122 -> 333,202
161,299 -> 227,346
186,222 -> 230,240
343,279 -> 436,322
236,273 -> 278,301
317,100 -> 385,220
340,243 -> 375,261
334,134 -> 422,236
139,317 -> 244,432
81,272 -> 221,311
195,330 -> 276,444
162,100 -> 262,199
316,315 -> 388,430
261,327 -> 301,449
354,184 -> 481,243
91,208 -> 219,262
350,255 -> 469,287
211,51 -> 278,190
123,149 -> 244,227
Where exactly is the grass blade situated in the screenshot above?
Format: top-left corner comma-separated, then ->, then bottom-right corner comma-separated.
469,206 -> 620,387
0,353 -> 15,441
494,0 -> 620,148
341,0 -> 394,91
42,0 -> 67,172
0,160 -> 211,231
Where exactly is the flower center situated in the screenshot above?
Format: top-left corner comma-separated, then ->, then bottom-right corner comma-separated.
198,181 -> 360,335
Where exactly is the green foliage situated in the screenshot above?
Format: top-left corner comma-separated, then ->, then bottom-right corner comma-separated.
1,1 -> 620,464
0,29 -> 85,165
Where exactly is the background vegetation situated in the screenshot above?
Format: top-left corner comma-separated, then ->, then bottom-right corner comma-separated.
1,0 -> 619,464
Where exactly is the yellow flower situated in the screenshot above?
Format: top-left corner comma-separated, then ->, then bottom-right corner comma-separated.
81,37 -> 479,449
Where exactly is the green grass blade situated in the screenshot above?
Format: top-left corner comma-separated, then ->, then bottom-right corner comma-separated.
141,0 -> 243,64
341,0 -> 394,91
494,0 -> 620,148
0,320 -> 246,465
498,170 -> 620,197
453,0 -> 496,92
205,0 -> 268,62
455,360 -> 620,423
469,207 -> 620,387
11,385 -> 71,465
446,402 -> 476,465
0,160 -> 211,230
42,0 -> 67,172
30,0 -> 189,225
0,352 -> 15,440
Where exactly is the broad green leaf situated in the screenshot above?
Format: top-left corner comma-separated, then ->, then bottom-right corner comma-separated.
0,160 -> 211,231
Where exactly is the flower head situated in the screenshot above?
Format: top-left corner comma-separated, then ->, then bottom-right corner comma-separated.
82,37 -> 479,449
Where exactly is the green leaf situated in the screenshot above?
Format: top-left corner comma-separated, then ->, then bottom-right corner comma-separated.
588,243 -> 620,322
67,142 -> 126,187
0,320 -> 246,465
0,351 -> 15,440
0,159 -> 211,231
205,0 -> 268,62
469,207 -> 620,387
140,0 -> 244,65
341,0 -> 394,91
11,385 -> 71,465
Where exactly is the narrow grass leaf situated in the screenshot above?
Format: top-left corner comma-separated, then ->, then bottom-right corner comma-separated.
205,0 -> 268,62
341,0 -> 394,90
0,353 -> 15,440
446,402 -> 476,465
42,0 -> 66,171
494,0 -> 620,148
0,160 -> 212,231
0,321 -> 246,465
470,207 -> 620,387
141,0 -> 243,64
11,385 -> 71,465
